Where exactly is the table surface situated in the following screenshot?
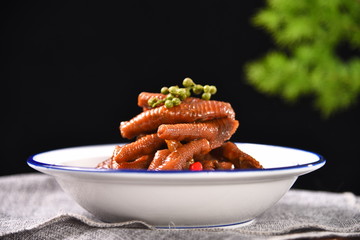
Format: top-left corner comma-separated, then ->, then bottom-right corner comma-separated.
1,173 -> 359,240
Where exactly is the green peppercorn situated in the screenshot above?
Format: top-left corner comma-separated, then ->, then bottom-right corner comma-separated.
202,92 -> 211,100
183,78 -> 195,88
155,99 -> 164,107
166,93 -> 174,100
150,78 -> 217,108
185,88 -> 191,97
168,86 -> 179,95
203,85 -> 211,93
176,88 -> 186,100
165,99 -> 174,108
192,84 -> 203,95
148,97 -> 158,107
161,87 -> 169,95
209,85 -> 217,94
177,88 -> 186,96
172,97 -> 181,106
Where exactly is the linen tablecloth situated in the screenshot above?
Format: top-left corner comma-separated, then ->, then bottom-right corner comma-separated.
0,173 -> 359,240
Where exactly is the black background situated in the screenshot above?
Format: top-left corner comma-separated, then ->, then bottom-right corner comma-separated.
1,0 -> 359,195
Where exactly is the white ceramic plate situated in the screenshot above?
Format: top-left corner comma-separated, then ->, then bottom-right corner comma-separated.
27,143 -> 325,229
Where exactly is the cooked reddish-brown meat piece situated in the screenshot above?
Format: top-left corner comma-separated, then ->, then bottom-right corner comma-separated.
154,139 -> 211,171
164,140 -> 182,152
97,155 -> 154,170
147,149 -> 171,170
101,88 -> 262,171
216,161 -> 233,170
120,100 -> 235,139
211,142 -> 263,169
96,158 -> 113,169
195,153 -> 234,170
112,133 -> 165,163
115,154 -> 154,169
200,159 -> 217,170
157,118 -> 239,149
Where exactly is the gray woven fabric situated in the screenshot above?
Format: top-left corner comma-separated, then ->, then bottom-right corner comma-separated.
0,173 -> 359,240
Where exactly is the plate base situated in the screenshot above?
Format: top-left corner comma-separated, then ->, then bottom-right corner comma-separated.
155,219 -> 255,229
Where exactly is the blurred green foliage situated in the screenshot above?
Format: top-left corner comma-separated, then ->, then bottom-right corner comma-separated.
245,0 -> 360,116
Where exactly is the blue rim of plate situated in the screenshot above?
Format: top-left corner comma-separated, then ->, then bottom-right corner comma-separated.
27,143 -> 326,174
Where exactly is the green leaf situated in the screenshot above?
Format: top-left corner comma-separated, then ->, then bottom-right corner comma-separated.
245,0 -> 360,117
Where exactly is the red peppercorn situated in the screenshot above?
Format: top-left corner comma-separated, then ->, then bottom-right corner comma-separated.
189,162 -> 203,171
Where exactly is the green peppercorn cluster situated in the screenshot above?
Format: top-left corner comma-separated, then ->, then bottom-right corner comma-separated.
148,78 -> 217,108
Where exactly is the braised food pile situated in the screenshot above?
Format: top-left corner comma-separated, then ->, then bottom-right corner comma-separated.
97,78 -> 262,171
